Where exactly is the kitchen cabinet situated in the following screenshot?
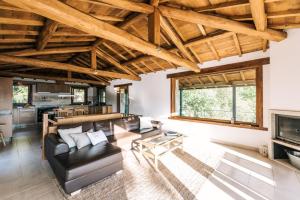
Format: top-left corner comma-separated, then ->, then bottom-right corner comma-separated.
37,83 -> 70,93
0,78 -> 13,139
13,108 -> 36,125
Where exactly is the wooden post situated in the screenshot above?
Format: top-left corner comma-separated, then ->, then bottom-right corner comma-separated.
91,48 -> 97,69
170,78 -> 176,116
148,8 -> 160,45
256,66 -> 263,128
42,113 -> 49,160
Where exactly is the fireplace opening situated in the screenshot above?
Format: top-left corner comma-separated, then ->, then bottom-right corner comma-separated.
276,114 -> 300,145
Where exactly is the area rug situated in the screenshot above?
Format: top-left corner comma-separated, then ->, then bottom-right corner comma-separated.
54,150 -> 185,200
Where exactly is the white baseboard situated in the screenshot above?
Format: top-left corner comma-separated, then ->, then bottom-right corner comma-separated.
210,138 -> 259,152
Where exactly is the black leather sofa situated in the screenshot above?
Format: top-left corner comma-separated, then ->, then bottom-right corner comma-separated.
44,116 -> 160,194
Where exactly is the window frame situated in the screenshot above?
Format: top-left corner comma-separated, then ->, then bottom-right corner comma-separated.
13,84 -> 32,107
169,65 -> 265,130
71,86 -> 87,105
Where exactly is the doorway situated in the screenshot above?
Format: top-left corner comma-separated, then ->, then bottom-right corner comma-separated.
115,83 -> 131,116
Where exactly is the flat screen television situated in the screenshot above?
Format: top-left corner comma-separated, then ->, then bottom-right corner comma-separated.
276,114 -> 300,144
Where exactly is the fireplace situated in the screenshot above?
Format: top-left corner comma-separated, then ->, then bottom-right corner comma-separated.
275,114 -> 300,145
270,110 -> 300,170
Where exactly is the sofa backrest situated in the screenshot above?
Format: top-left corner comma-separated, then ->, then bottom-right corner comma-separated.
57,122 -> 94,133
55,116 -> 141,137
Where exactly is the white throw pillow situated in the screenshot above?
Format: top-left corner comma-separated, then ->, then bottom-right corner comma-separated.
87,130 -> 108,146
139,117 -> 153,130
58,126 -> 82,148
70,132 -> 91,149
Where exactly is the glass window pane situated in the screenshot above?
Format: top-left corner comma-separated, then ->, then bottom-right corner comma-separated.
181,87 -> 233,120
13,85 -> 29,104
236,86 -> 256,123
73,88 -> 85,103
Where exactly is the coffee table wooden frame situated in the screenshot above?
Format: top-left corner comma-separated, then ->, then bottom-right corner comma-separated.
136,134 -> 184,171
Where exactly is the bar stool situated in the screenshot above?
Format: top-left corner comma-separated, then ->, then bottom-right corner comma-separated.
74,108 -> 85,116
0,124 -> 6,146
57,109 -> 69,118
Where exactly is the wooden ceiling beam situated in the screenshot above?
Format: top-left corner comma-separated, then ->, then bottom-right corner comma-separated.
0,55 -> 140,81
270,23 -> 300,30
151,0 -> 160,7
48,37 -> 96,43
0,71 -> 108,86
160,16 -> 196,62
5,0 -> 199,72
96,0 -> 154,14
222,74 -> 229,83
141,61 -> 154,72
91,48 -> 97,69
0,17 -> 43,26
131,63 -> 146,74
232,9 -> 300,21
5,46 -> 92,57
0,29 -> 39,36
232,33 -> 242,56
91,14 -> 124,22
0,38 -> 35,43
37,20 -> 59,50
249,0 -> 268,52
158,5 -> 286,42
148,8 -> 161,45
207,41 -> 220,61
250,0 -> 267,31
96,48 -> 139,77
123,31 -> 231,66
195,0 -> 279,13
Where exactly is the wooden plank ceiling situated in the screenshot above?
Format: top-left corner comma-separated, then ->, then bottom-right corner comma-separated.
0,0 -> 298,85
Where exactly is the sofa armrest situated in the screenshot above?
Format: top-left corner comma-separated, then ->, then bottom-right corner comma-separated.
45,134 -> 69,157
151,120 -> 163,130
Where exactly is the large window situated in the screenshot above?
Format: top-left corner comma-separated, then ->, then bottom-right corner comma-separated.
169,60 -> 266,129
71,87 -> 87,104
180,86 -> 256,123
13,85 -> 30,105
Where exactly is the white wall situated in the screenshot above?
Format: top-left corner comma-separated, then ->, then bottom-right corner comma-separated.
269,29 -> 300,111
107,29 -> 300,149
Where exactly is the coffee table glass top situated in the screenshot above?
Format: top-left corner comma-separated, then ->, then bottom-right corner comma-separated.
145,133 -> 183,145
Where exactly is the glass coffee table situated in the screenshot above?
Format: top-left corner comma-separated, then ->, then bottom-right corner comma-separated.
135,133 -> 185,171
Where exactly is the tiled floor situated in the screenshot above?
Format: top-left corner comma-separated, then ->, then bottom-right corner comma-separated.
1,125 -> 300,200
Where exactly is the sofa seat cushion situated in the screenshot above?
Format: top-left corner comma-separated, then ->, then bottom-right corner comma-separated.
54,143 -> 122,181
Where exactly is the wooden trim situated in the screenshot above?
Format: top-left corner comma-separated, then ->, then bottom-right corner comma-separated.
170,78 -> 176,116
167,57 -> 270,79
169,116 -> 268,131
256,66 -> 263,128
169,60 -> 266,129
